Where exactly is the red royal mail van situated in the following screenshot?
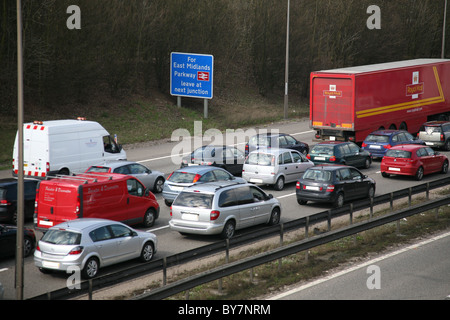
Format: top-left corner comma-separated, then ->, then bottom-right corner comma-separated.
34,173 -> 159,232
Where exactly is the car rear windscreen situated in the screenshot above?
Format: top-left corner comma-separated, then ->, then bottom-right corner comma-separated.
303,169 -> 332,182
311,145 -> 334,155
41,229 -> 81,245
168,172 -> 198,183
173,192 -> 213,208
385,150 -> 412,158
245,153 -> 275,166
365,135 -> 389,143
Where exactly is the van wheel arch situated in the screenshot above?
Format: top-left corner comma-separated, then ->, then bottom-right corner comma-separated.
58,168 -> 70,175
142,208 -> 157,228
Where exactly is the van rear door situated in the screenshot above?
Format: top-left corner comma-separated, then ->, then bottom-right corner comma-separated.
36,181 -> 79,229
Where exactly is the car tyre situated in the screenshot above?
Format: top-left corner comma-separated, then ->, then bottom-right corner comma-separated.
415,166 -> 424,181
142,208 -> 156,228
297,198 -> 307,205
334,193 -> 344,208
274,176 -> 285,191
381,172 -> 390,178
367,185 -> 375,199
153,177 -> 165,193
23,236 -> 34,257
140,242 -> 154,262
364,157 -> 371,169
442,161 -> 449,174
82,257 -> 99,279
221,220 -> 235,239
444,140 -> 450,151
267,207 -> 281,225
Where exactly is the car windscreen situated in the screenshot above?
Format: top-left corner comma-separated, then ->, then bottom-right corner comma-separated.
302,169 -> 332,182
310,145 -> 334,155
168,172 -> 198,183
173,192 -> 213,209
41,229 -> 81,245
365,135 -> 389,143
385,150 -> 412,158
245,153 -> 275,166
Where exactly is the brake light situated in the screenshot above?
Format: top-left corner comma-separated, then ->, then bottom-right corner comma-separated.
167,172 -> 174,180
441,134 -> 445,141
192,174 -> 201,183
306,154 -> 311,159
76,195 -> 81,216
170,206 -> 172,216
383,144 -> 392,149
296,181 -> 300,189
0,200 -> 11,205
36,244 -> 40,252
326,185 -> 335,192
315,134 -> 321,139
362,143 -> 367,147
329,156 -> 336,162
210,210 -> 220,220
68,246 -> 84,255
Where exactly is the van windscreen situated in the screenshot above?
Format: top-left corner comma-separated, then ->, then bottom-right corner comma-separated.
173,192 -> 213,208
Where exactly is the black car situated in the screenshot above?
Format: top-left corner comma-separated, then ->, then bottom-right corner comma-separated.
180,145 -> 245,176
0,178 -> 39,224
245,133 -> 309,156
307,141 -> 372,169
296,165 -> 376,207
0,224 -> 36,258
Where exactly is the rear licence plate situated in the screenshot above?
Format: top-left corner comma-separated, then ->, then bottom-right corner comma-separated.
389,167 -> 401,172
42,261 -> 60,269
305,186 -> 320,191
314,157 -> 326,161
250,178 -> 263,184
370,145 -> 381,149
182,213 -> 199,221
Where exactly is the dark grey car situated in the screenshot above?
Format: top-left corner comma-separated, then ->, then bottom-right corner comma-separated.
418,121 -> 450,150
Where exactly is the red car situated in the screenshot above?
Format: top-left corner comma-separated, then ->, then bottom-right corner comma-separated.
381,145 -> 449,180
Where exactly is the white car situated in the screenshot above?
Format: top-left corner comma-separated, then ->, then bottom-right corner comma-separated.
242,148 -> 314,190
34,218 -> 157,279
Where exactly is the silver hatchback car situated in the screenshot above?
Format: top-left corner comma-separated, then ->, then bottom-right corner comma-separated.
34,218 -> 157,279
169,181 -> 281,239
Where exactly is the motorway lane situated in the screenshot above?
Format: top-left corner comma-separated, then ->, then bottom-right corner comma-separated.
1,118 -> 449,299
269,230 -> 450,300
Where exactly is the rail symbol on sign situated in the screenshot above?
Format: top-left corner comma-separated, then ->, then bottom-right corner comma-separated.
198,72 -> 210,81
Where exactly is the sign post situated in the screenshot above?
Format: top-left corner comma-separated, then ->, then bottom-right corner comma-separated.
170,52 -> 214,118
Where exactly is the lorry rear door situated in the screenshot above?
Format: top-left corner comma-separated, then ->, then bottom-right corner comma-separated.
311,76 -> 354,131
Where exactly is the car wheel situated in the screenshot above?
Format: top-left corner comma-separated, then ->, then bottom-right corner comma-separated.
23,236 -> 34,257
153,177 -> 165,193
267,207 -> 281,225
140,242 -> 154,262
415,167 -> 424,181
164,199 -> 172,207
444,140 -> 450,151
221,220 -> 236,239
441,161 -> 449,174
297,199 -> 308,205
367,185 -> 375,199
82,257 -> 99,279
274,176 -> 285,191
142,208 -> 156,228
334,193 -> 344,208
381,172 -> 390,178
364,157 -> 371,169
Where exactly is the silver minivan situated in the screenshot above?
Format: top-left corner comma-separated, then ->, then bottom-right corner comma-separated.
242,148 -> 314,190
169,181 -> 281,239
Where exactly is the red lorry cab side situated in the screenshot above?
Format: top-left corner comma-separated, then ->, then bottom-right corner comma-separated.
34,173 -> 159,231
310,59 -> 450,143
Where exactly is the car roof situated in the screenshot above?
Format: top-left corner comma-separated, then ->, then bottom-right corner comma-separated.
305,164 -> 352,171
253,132 -> 288,138
247,148 -> 300,155
367,130 -> 405,136
0,178 -> 38,187
423,121 -> 450,126
173,165 -> 226,174
388,144 -> 424,151
48,218 -> 120,232
181,180 -> 248,194
90,160 -> 138,168
314,141 -> 349,146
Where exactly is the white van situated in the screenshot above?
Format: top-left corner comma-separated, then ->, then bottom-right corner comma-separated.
12,118 -> 126,177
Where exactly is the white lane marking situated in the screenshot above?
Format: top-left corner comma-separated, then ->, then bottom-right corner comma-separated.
0,268 -> 8,273
269,230 -> 450,300
136,130 -> 315,164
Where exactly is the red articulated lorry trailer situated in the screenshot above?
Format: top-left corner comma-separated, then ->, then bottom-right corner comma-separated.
310,59 -> 450,143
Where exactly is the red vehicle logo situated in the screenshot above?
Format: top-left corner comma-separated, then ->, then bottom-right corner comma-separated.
197,72 -> 210,81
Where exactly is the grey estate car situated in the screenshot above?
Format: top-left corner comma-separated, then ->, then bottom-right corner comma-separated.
169,181 -> 281,239
418,121 -> 450,150
34,218 -> 157,279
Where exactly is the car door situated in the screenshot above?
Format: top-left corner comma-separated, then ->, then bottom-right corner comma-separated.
290,151 -> 309,180
337,168 -> 356,199
348,168 -> 368,198
416,147 -> 433,174
424,147 -> 442,173
280,151 -> 298,183
248,186 -> 272,225
89,226 -> 118,265
127,163 -> 154,189
109,224 -> 141,261
347,143 -> 363,167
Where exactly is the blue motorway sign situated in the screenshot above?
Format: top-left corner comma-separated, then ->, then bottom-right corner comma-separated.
170,52 -> 214,99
